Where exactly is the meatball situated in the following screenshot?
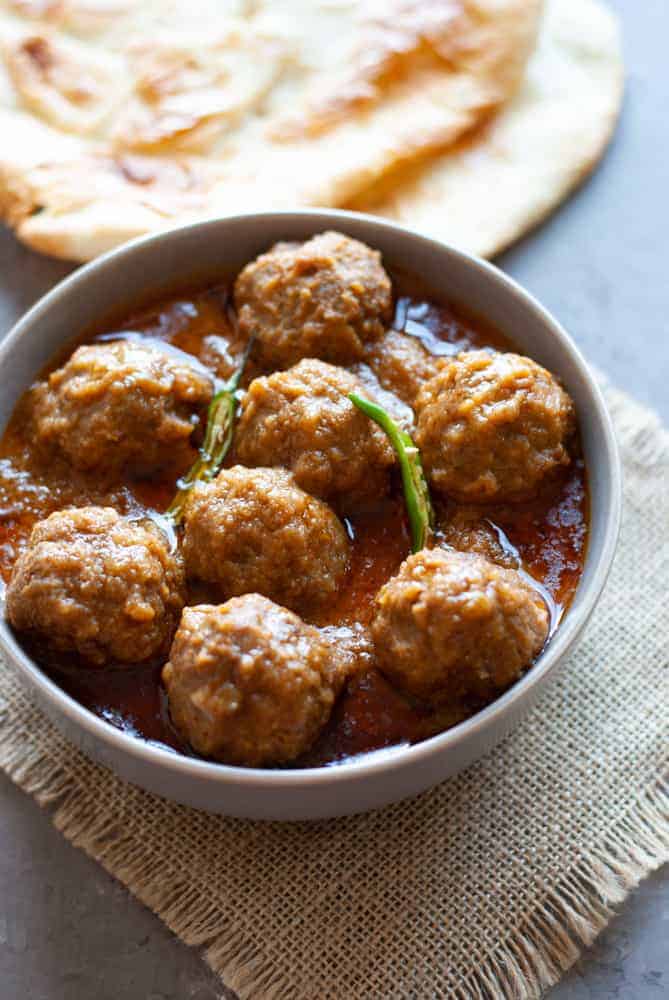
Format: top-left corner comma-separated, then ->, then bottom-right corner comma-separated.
371,548 -> 549,705
183,466 -> 350,612
363,329 -> 443,406
235,359 -> 395,508
31,340 -> 213,477
162,596 -> 341,766
415,350 -> 575,502
438,507 -> 520,569
234,231 -> 392,368
6,506 -> 184,666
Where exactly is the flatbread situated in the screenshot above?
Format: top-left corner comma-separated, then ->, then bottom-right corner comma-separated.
0,0 -> 542,261
351,0 -> 624,258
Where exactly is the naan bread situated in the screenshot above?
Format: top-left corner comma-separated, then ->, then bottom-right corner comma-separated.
351,0 -> 624,257
0,0 -> 542,260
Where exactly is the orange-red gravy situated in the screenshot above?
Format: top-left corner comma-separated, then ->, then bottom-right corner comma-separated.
0,280 -> 589,767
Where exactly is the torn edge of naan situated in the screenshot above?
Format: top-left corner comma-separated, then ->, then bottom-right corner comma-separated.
350,0 -> 624,259
0,0 -> 543,260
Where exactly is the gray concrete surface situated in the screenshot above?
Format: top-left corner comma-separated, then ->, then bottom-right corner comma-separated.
0,0 -> 667,996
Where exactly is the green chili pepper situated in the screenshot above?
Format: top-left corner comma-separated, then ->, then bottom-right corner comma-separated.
349,392 -> 435,553
166,339 -> 254,526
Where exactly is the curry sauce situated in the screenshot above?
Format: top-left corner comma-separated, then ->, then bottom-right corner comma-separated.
0,276 -> 588,767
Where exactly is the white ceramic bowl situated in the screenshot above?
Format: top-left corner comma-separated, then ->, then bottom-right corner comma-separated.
0,211 -> 621,820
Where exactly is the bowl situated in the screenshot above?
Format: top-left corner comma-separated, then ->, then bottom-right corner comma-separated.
0,211 -> 621,820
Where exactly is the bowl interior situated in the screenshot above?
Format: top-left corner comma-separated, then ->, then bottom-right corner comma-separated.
0,210 -> 621,804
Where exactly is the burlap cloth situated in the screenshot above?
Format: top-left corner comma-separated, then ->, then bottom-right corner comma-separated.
0,378 -> 667,1000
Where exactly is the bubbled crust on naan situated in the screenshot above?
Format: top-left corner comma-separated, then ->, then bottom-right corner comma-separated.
0,0 -> 542,261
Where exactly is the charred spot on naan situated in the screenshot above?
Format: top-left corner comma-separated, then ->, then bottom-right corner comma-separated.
272,1 -> 466,140
25,153 -> 214,214
3,29 -> 123,134
111,25 -> 290,154
271,0 -> 537,142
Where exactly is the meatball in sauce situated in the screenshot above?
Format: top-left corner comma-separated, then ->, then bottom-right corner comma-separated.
362,328 -> 444,407
183,466 -> 350,613
163,596 -> 343,767
6,506 -> 184,667
415,350 -> 575,503
0,232 -> 589,768
235,358 -> 396,511
31,340 -> 213,480
234,231 -> 392,369
372,548 -> 550,706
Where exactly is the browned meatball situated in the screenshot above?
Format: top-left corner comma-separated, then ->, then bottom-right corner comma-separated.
235,359 -> 395,508
438,507 -> 520,569
6,506 -> 184,666
234,231 -> 392,368
371,547 -> 549,705
31,340 -> 213,477
162,596 -> 341,766
363,329 -> 443,406
415,350 -> 575,502
183,466 -> 350,612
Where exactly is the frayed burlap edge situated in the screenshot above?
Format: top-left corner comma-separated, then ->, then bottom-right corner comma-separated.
1,722 -> 667,1000
452,779 -> 669,1000
1,375 -> 668,1000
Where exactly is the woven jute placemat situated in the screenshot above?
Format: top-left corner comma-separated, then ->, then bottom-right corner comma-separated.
1,379 -> 667,1000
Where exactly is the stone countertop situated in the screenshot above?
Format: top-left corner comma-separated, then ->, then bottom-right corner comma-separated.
0,0 -> 667,996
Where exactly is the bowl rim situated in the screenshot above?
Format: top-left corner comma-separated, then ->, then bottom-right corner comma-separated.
0,208 -> 622,791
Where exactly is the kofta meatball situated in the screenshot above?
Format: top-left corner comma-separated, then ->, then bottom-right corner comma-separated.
234,231 -> 392,368
183,466 -> 350,612
371,548 -> 549,706
6,506 -> 184,666
31,340 -> 213,477
363,329 -> 443,406
235,359 -> 395,508
438,507 -> 520,569
415,350 -> 575,502
162,595 -> 341,766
